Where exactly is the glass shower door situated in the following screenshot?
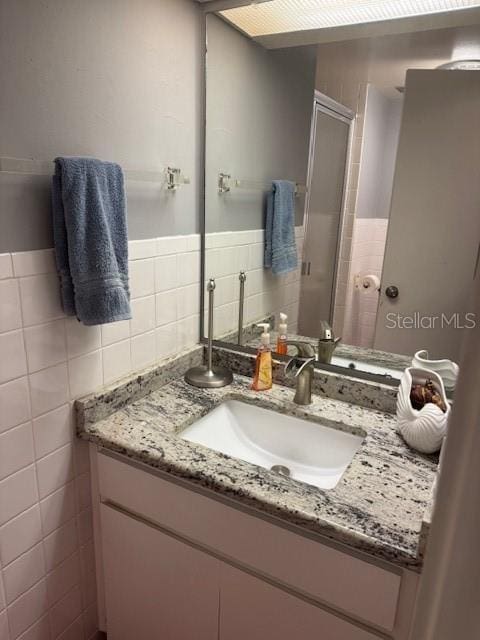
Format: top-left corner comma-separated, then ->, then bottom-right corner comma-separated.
298,102 -> 352,337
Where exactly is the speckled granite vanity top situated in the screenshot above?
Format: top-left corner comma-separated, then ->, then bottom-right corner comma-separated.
77,350 -> 437,571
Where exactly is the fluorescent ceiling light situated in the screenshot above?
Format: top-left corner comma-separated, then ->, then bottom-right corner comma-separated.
220,1 -> 480,37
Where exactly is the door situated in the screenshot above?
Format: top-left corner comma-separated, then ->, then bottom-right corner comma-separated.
298,97 -> 353,336
374,70 -> 480,359
101,503 -> 219,640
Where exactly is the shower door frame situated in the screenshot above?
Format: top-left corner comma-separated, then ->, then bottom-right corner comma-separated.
301,91 -> 355,328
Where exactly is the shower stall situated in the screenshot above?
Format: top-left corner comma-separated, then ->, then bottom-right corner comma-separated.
298,92 -> 354,337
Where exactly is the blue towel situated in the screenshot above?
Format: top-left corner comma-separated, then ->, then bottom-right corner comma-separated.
264,180 -> 298,275
52,157 -> 131,325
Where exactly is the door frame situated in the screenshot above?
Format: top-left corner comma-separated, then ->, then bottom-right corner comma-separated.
302,90 -> 356,325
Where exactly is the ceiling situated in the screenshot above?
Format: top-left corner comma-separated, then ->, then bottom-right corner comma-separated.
205,1 -> 480,48
220,1 -> 480,37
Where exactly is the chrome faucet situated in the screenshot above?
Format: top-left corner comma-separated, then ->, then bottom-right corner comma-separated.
317,321 -> 341,364
285,341 -> 316,405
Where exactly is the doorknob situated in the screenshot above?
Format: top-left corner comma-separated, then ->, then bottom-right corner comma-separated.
385,285 -> 399,299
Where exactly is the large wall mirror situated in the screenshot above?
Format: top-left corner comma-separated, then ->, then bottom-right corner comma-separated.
202,6 -> 480,385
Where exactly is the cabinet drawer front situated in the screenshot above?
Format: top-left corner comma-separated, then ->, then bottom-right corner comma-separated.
97,451 -> 401,631
220,563 -> 381,640
101,503 -> 219,640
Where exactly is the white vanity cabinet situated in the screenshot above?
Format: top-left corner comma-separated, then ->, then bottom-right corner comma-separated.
92,448 -> 419,640
218,564 -> 382,640
101,504 -> 219,640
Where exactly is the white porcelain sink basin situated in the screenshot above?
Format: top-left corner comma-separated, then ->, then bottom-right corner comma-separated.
181,400 -> 364,489
331,356 -> 401,380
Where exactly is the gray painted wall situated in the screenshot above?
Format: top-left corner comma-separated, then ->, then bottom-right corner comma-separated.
0,0 -> 202,252
205,14 -> 316,233
356,86 -> 403,219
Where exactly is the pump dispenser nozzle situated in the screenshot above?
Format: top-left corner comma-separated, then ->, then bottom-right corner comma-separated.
257,323 -> 271,346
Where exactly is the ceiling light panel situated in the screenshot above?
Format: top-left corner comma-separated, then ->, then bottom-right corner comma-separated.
220,0 -> 480,37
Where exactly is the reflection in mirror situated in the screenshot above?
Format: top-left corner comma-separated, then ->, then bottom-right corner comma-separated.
205,13 -> 315,345
203,12 -> 480,387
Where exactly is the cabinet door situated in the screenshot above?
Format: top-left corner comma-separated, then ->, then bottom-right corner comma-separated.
219,564 -> 379,640
101,503 -> 219,640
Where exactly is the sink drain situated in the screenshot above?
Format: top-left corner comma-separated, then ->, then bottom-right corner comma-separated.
270,465 -> 291,478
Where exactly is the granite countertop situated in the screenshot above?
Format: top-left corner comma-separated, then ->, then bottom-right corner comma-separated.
77,366 -> 437,571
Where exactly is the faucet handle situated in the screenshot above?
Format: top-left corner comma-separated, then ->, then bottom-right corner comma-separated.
285,356 -> 315,379
318,320 -> 334,341
285,340 -> 316,358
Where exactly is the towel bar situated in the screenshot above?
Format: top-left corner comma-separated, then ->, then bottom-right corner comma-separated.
217,172 -> 306,196
0,156 -> 189,186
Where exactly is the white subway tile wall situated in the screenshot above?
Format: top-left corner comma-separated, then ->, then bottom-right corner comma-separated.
205,227 -> 304,338
342,218 -> 389,348
0,233 -> 201,639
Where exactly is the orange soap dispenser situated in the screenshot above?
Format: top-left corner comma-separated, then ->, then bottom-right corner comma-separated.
251,323 -> 273,391
276,312 -> 288,355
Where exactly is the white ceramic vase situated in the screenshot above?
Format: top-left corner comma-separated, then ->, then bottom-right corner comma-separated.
411,350 -> 459,390
397,367 -> 450,454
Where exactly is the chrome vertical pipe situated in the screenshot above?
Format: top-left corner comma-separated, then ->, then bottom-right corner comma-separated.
238,271 -> 246,345
207,278 -> 215,371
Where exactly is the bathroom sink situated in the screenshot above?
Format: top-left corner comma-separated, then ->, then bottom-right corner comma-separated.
180,400 -> 364,489
331,356 -> 401,380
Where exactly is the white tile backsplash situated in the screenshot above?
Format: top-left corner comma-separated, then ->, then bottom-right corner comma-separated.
0,254 -> 13,280
342,218 -> 388,347
49,585 -> 82,638
12,249 -> 56,278
68,350 -> 104,399
131,331 -> 156,370
155,290 -> 177,326
24,320 -> 67,373
32,404 -> 72,460
0,422 -> 35,481
19,274 -> 64,327
154,255 -> 177,292
0,330 -> 27,384
40,482 -> 76,538
29,363 -> 69,418
16,614 -> 51,640
100,319 -> 130,347
130,296 -> 156,336
65,319 -> 101,359
129,258 -> 155,299
128,238 -> 157,261
46,552 -> 81,607
177,284 -> 199,320
177,251 -> 200,287
205,227 -> 304,338
0,465 -> 38,526
57,615 -> 84,640
0,504 -> 43,566
7,579 -> 48,639
177,315 -> 199,351
0,232 -> 209,638
0,376 -> 31,433
3,542 -> 46,604
36,444 -> 74,500
43,520 -> 78,573
102,339 -> 131,385
155,322 -> 177,360
156,235 -> 187,256
0,279 -> 22,333
0,612 -> 8,639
